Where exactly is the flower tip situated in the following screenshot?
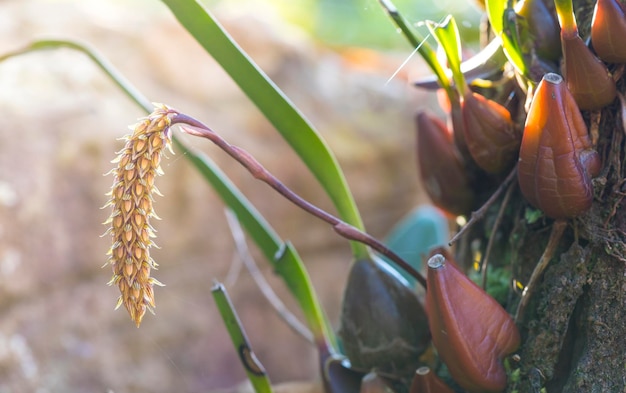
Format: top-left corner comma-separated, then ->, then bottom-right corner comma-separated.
427,254 -> 446,269
410,367 -> 454,393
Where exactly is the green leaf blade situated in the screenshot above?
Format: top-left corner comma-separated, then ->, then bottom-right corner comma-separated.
485,0 -> 529,77
160,0 -> 368,258
212,282 -> 274,393
0,37 -> 338,354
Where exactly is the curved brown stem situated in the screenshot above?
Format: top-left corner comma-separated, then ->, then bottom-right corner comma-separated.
449,165 -> 518,246
171,113 -> 428,289
481,179 -> 517,289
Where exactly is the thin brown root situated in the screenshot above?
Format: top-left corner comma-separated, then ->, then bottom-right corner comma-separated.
514,220 -> 567,323
449,165 -> 518,246
481,179 -> 516,289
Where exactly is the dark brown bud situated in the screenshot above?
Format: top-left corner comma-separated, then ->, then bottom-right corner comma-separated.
416,111 -> 475,216
461,91 -> 520,174
516,0 -> 562,61
339,257 -> 431,380
559,12 -> 617,109
426,252 -> 520,393
518,73 -> 601,219
591,0 -> 626,63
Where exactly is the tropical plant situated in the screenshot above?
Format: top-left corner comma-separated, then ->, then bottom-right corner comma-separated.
1,0 -> 625,392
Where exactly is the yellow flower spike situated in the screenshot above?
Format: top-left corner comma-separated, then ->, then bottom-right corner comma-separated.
104,104 -> 175,327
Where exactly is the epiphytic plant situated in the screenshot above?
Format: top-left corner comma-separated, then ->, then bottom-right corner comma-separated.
2,0 -> 626,391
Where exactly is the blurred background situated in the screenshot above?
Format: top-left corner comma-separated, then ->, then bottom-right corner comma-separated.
0,0 -> 480,391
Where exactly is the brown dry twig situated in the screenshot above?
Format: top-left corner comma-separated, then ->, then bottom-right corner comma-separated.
449,166 -> 518,246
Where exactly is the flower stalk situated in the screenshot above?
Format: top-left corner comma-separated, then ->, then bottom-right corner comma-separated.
169,113 -> 428,289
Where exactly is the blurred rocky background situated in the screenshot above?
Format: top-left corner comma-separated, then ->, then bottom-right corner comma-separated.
0,0 -> 479,392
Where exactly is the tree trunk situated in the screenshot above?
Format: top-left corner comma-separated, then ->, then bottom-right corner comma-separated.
493,2 -> 626,391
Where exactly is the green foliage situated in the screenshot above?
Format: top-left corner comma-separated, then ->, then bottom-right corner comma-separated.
212,283 -> 275,393
427,15 -> 467,95
485,0 -> 529,77
162,0 -> 368,259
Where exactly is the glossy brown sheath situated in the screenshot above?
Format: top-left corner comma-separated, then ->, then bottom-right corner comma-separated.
462,90 -> 520,174
416,111 -> 475,216
559,10 -> 616,109
426,252 -> 520,393
518,73 -> 601,219
516,0 -> 562,61
339,257 -> 431,380
591,0 -> 626,63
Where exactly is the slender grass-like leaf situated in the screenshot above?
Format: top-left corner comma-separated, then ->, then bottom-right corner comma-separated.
0,38 -> 338,353
177,139 -> 337,353
378,0 -> 451,95
160,0 -> 368,259
427,16 -> 467,96
485,0 -> 528,77
212,282 -> 274,393
0,39 -> 152,110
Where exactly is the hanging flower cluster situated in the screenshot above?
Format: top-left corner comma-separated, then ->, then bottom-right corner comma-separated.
103,104 -> 175,327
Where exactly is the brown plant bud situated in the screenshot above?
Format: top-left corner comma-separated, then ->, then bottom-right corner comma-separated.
518,73 -> 601,219
339,257 -> 431,380
516,0 -> 562,61
591,0 -> 626,63
558,6 -> 617,109
409,367 -> 454,393
416,111 -> 475,217
103,104 -> 175,326
461,91 -> 520,174
426,252 -> 520,393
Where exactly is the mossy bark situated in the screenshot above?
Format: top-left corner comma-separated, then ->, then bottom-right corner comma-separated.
499,1 -> 626,391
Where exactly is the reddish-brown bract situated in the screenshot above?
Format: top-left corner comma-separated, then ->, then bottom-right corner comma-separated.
416,111 -> 474,216
560,29 -> 616,110
518,73 -> 601,219
426,253 -> 520,393
462,91 -> 520,174
591,0 -> 626,63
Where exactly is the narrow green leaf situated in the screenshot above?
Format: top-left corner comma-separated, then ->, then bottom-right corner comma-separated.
426,15 -> 467,96
377,0 -> 452,95
0,38 -> 338,353
212,282 -> 274,393
0,39 -> 152,110
485,0 -> 529,77
553,0 -> 576,33
160,0 -> 368,259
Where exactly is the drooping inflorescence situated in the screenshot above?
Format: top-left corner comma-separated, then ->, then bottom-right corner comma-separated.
103,104 -> 175,327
